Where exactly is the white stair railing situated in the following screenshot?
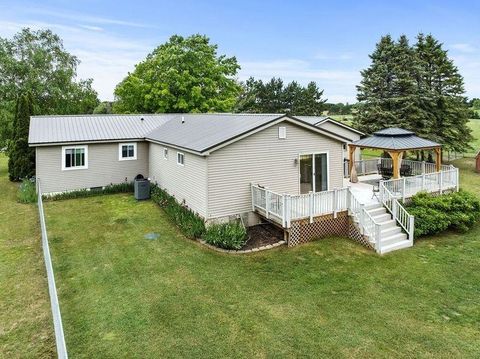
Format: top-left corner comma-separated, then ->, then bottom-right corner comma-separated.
379,183 -> 414,243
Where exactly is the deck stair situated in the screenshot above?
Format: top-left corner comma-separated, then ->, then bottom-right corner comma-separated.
357,203 -> 412,254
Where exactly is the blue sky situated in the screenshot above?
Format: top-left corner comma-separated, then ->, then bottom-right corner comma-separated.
1,0 -> 479,102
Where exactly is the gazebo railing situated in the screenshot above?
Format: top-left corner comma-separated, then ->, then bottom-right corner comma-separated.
344,158 -> 451,178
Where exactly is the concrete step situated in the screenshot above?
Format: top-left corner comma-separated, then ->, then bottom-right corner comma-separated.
378,219 -> 397,229
380,232 -> 408,247
365,203 -> 383,211
372,213 -> 392,223
380,239 -> 413,254
380,226 -> 402,237
367,207 -> 387,216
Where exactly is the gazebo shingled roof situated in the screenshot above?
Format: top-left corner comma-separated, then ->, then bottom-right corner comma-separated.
348,127 -> 443,180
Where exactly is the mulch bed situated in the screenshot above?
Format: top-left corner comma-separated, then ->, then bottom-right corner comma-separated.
241,223 -> 284,250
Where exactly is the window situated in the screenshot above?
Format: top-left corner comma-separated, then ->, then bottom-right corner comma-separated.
119,143 -> 137,161
62,145 -> 88,170
278,126 -> 287,139
177,152 -> 185,166
163,148 -> 168,160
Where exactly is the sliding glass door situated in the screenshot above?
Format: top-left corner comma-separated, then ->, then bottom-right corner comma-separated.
299,153 -> 328,194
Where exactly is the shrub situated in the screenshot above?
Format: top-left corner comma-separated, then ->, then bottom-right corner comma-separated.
44,182 -> 134,201
406,190 -> 480,237
151,185 -> 205,238
17,178 -> 37,203
203,221 -> 247,250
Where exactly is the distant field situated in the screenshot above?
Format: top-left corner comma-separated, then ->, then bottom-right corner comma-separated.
466,119 -> 480,156
328,114 -> 353,125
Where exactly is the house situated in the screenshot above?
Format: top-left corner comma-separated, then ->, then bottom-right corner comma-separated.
29,114 -> 460,253
29,113 -> 356,224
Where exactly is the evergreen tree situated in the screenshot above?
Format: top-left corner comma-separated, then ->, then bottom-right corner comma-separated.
355,35 -> 398,133
355,33 -> 472,153
414,34 -> 472,152
235,77 -> 326,115
8,93 -> 35,181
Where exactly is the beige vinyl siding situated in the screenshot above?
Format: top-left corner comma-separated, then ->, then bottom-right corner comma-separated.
317,121 -> 361,161
207,121 -> 345,219
36,142 -> 148,193
148,143 -> 208,218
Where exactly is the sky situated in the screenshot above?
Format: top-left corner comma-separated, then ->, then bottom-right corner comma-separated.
1,0 -> 479,103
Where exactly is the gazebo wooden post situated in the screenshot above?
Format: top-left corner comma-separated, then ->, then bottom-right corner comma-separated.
348,144 -> 356,175
435,147 -> 442,172
388,151 -> 403,179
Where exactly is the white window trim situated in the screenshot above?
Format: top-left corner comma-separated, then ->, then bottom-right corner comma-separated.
297,151 -> 330,192
163,147 -> 168,160
118,142 -> 137,161
278,126 -> 287,139
177,151 -> 185,166
62,145 -> 88,171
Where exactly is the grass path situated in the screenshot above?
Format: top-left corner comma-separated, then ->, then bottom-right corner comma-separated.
44,158 -> 480,358
0,154 -> 55,357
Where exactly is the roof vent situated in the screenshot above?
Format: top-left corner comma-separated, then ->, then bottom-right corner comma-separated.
140,117 -> 144,121
181,116 -> 185,124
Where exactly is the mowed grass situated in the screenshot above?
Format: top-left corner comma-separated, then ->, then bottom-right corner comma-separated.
44,161 -> 480,357
0,154 -> 55,358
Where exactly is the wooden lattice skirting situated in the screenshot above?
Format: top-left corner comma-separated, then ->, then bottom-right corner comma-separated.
287,211 -> 373,250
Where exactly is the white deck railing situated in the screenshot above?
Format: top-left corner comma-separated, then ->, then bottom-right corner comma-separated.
251,185 -> 349,228
380,167 -> 459,201
344,158 -> 451,178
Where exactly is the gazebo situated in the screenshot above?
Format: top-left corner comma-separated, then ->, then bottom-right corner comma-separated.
348,128 -> 442,180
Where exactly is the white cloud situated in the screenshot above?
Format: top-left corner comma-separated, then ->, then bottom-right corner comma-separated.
450,43 -> 476,53
238,59 -> 360,103
0,19 -> 156,100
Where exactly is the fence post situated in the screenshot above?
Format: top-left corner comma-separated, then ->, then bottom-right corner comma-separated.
285,195 -> 291,228
456,168 -> 459,192
359,204 -> 365,234
309,191 -> 314,223
375,224 -> 381,253
333,189 -> 338,218
402,177 -> 406,202
439,171 -> 443,194
421,161 -> 426,174
361,160 -> 366,176
265,190 -> 270,219
346,188 -> 351,214
250,183 -> 255,211
408,215 -> 415,242
421,174 -> 425,191
282,194 -> 286,227
392,199 -> 398,219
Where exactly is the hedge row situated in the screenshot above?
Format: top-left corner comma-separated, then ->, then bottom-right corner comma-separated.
150,185 -> 247,249
43,182 -> 134,201
406,190 -> 480,237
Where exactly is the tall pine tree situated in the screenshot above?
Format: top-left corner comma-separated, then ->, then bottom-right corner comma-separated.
355,33 -> 471,153
8,93 -> 35,181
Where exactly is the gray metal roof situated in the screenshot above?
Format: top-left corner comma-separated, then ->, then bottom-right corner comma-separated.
145,113 -> 285,152
29,113 -> 348,152
294,116 -> 364,135
28,114 -> 175,144
352,127 -> 441,150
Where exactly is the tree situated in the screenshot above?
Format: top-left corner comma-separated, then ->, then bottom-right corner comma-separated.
471,98 -> 480,109
93,101 -> 114,114
8,93 -> 35,180
235,77 -> 326,115
354,33 -> 472,152
114,34 -> 241,113
0,28 -> 99,151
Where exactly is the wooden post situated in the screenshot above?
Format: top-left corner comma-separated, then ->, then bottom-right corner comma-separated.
348,145 -> 356,177
435,147 -> 442,172
388,151 -> 401,179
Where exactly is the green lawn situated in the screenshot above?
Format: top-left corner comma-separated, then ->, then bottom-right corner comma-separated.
0,154 -> 55,357
43,159 -> 480,357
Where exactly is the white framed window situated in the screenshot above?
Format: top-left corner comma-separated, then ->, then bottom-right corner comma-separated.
177,152 -> 185,166
163,148 -> 168,160
118,143 -> 137,161
278,126 -> 287,139
62,145 -> 88,170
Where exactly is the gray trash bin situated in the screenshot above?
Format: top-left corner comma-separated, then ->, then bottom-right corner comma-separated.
134,175 -> 150,200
